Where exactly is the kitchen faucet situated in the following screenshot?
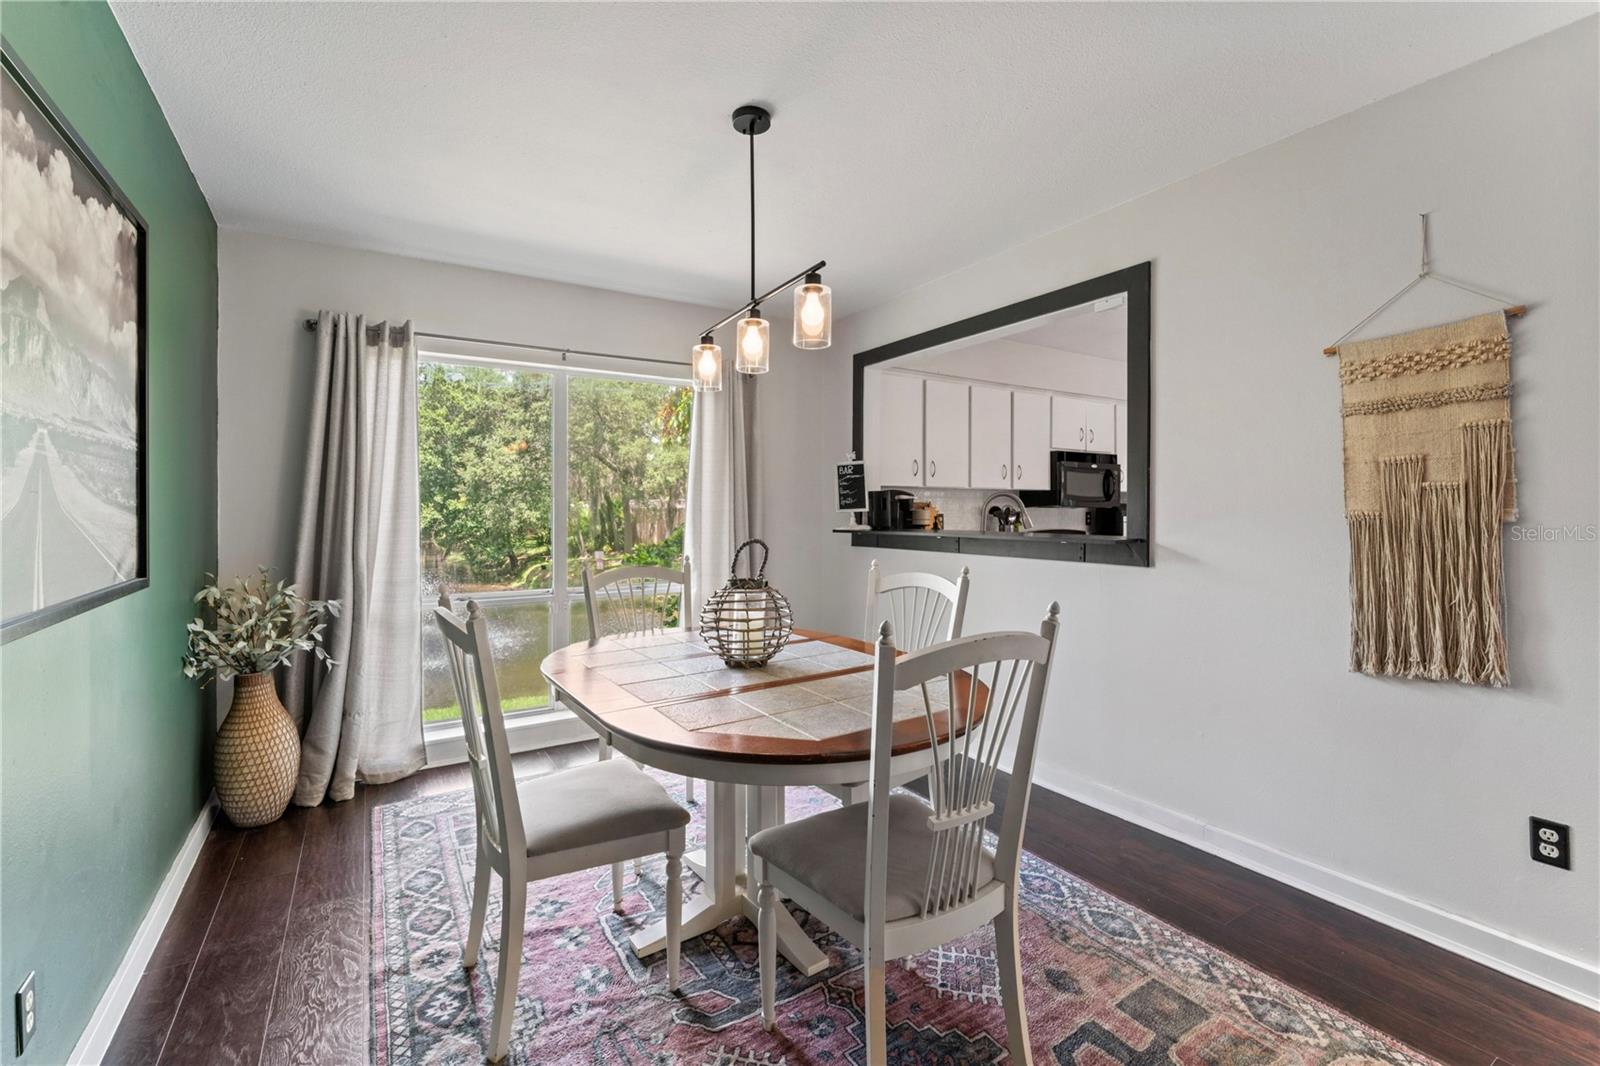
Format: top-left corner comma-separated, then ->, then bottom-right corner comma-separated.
981,491 -> 1033,533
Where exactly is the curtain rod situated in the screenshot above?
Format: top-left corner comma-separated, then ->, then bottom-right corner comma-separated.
301,319 -> 687,369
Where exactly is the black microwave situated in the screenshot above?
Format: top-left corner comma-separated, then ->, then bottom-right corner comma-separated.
1053,455 -> 1121,507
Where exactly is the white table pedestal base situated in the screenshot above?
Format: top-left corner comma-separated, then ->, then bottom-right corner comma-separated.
626,781 -> 830,977
627,887 -> 830,976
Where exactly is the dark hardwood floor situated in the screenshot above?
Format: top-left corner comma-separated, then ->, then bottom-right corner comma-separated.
106,741 -> 1595,1065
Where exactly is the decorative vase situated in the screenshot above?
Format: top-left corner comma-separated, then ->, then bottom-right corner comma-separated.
214,672 -> 300,828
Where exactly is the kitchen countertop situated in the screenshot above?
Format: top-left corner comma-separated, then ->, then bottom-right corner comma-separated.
840,525 -> 1147,566
839,526 -> 1130,542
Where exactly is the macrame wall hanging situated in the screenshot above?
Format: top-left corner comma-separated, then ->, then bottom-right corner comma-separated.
1324,215 -> 1527,687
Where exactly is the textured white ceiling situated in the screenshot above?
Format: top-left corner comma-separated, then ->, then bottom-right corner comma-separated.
112,2 -> 1584,315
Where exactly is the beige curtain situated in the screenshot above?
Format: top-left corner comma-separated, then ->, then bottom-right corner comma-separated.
685,373 -> 760,620
286,311 -> 425,804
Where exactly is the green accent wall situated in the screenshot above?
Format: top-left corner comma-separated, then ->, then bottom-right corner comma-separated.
0,4 -> 217,1062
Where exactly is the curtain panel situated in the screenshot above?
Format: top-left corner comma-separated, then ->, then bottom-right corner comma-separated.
286,311 -> 425,804
685,373 -> 760,620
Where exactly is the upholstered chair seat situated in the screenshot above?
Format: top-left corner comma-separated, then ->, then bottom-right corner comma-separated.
516,760 -> 690,856
750,794 -> 995,923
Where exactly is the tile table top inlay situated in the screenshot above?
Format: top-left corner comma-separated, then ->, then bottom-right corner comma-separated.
541,629 -> 983,765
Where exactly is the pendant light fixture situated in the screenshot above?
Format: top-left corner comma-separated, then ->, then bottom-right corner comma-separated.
735,311 -> 770,374
691,334 -> 723,392
793,272 -> 832,349
692,104 -> 832,380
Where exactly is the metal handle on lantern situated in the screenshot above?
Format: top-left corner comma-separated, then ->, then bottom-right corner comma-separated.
729,538 -> 770,581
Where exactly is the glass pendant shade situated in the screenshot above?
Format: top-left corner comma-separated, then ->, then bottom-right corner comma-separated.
691,336 -> 723,392
735,312 -> 770,374
792,274 -> 832,349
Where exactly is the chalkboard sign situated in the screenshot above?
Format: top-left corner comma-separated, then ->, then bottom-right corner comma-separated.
836,461 -> 866,511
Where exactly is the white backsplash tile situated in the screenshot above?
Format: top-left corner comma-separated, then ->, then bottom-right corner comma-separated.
904,488 -> 991,531
897,493 -> 1101,534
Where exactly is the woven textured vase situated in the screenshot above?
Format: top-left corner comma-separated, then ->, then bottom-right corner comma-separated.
215,672 -> 300,828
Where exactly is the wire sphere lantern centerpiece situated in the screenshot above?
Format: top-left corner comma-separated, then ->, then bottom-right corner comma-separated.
700,539 -> 793,667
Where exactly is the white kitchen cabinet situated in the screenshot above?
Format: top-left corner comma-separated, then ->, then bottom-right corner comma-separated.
1084,400 -> 1115,454
972,387 -> 1049,491
1051,395 -> 1085,450
879,373 -> 924,486
969,385 -> 1013,489
1011,391 -> 1052,489
1051,395 -> 1117,454
922,379 -> 970,487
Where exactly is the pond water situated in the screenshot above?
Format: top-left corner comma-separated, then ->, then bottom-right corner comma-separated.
420,594 -> 678,722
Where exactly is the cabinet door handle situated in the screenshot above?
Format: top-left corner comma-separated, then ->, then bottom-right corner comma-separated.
1079,426 -> 1085,442
912,459 -> 919,477
1001,463 -> 1008,480
1088,428 -> 1095,444
929,459 -> 937,478
1014,464 -> 1021,482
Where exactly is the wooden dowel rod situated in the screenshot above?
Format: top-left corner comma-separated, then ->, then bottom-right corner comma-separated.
1323,304 -> 1528,356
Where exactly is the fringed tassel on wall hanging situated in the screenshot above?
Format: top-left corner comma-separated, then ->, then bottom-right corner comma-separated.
1337,312 -> 1515,686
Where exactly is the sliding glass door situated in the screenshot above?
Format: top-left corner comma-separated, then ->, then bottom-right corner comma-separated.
417,356 -> 689,727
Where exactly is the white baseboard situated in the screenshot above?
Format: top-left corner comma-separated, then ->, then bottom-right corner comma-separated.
423,707 -> 596,767
68,796 -> 218,1065
1033,765 -> 1600,1012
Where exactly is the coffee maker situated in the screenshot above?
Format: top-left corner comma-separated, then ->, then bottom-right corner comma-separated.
867,489 -> 915,530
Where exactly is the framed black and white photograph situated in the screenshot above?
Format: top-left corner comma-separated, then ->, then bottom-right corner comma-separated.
1,44 -> 147,643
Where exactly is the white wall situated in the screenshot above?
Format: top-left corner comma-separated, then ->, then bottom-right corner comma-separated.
220,231 -> 699,579
816,20 -> 1600,1001
216,229 -> 837,628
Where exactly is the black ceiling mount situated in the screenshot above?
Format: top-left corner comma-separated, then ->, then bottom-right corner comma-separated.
694,100 -> 826,345
731,104 -> 772,136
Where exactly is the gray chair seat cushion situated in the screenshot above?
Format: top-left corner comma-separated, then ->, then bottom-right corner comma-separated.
750,793 -> 995,923
516,759 -> 689,856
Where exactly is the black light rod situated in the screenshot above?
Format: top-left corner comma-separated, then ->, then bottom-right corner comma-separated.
699,259 -> 826,338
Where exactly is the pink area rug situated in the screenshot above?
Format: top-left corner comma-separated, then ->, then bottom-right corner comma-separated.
371,771 -> 1437,1065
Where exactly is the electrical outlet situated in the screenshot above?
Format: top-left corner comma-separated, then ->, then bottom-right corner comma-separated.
14,971 -> 36,1056
1530,817 -> 1571,870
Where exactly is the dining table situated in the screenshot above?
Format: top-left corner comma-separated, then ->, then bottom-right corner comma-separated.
539,627 -> 975,977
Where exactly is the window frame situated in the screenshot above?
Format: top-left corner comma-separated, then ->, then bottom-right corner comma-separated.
417,342 -> 691,743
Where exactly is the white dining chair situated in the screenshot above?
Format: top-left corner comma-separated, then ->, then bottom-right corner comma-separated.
582,558 -> 693,649
822,561 -> 972,804
751,603 -> 1061,1066
434,596 -> 689,1063
582,559 -> 698,895
864,560 -> 970,652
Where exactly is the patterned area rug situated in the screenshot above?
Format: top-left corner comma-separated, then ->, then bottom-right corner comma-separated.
372,772 -> 1437,1065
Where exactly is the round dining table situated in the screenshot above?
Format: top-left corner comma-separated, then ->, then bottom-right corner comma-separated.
540,627 -> 974,976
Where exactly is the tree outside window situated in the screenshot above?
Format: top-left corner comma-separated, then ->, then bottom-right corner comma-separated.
416,361 -> 690,722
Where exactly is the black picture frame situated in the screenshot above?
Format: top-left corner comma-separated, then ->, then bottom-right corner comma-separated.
850,261 -> 1151,567
1,40 -> 150,643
